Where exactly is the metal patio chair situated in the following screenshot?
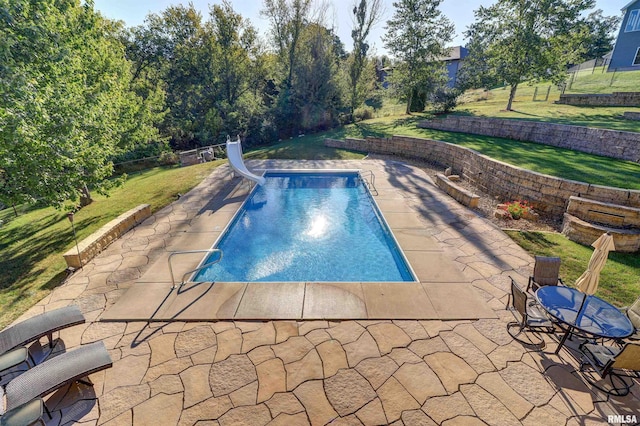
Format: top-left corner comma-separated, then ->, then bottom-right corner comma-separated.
579,342 -> 640,396
620,296 -> 640,341
526,256 -> 564,292
507,278 -> 555,349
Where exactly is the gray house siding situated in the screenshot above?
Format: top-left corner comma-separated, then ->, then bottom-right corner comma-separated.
609,0 -> 640,71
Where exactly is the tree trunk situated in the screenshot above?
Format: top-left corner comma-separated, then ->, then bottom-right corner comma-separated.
405,90 -> 413,115
79,183 -> 93,207
506,83 -> 518,111
12,204 -> 17,217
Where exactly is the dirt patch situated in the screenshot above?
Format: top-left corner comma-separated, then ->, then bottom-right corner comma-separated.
368,153 -> 562,233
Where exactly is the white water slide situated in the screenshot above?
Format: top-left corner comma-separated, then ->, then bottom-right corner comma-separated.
226,136 -> 266,185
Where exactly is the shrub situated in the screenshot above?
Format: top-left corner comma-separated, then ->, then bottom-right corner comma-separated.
504,200 -> 533,220
159,151 -> 180,165
430,87 -> 460,114
353,107 -> 374,122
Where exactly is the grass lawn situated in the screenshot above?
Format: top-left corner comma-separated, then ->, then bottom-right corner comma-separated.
454,72 -> 640,133
506,231 -> 640,307
339,115 -> 640,190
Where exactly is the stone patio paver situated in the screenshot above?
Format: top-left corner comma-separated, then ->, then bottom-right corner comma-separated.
20,160 -> 638,425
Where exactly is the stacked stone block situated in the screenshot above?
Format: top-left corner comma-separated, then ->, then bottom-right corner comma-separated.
63,204 -> 152,268
556,92 -> 640,107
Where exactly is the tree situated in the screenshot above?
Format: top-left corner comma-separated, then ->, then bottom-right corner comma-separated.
290,23 -> 343,131
465,0 -> 594,111
0,0 -> 160,208
383,0 -> 454,114
578,9 -> 621,61
349,0 -> 383,115
262,0 -> 312,91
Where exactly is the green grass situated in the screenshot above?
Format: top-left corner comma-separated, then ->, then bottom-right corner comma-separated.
455,85 -> 640,133
567,66 -> 640,94
505,231 -> 640,307
338,115 -> 640,190
243,129 -> 365,160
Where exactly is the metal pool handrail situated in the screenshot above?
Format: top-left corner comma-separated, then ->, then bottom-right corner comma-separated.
359,170 -> 377,194
167,249 -> 223,289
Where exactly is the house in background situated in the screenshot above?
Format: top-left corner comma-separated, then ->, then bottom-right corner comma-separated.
375,46 -> 469,89
440,46 -> 469,87
608,0 -> 640,71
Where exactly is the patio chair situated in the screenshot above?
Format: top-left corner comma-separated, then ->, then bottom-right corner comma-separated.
1,341 -> 112,414
526,256 -> 564,292
578,341 -> 640,396
507,278 -> 555,349
0,305 -> 85,356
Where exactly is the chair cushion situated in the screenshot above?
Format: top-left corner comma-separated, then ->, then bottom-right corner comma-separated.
0,398 -> 43,426
582,343 -> 620,368
526,302 -> 553,328
0,347 -> 28,373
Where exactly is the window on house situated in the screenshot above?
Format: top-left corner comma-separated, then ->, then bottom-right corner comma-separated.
634,47 -> 640,66
626,9 -> 640,32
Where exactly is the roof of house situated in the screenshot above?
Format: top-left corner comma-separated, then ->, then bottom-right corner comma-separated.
440,46 -> 469,62
622,0 -> 640,11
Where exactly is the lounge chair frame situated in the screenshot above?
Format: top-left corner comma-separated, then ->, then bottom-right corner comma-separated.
579,342 -> 640,396
507,278 -> 555,349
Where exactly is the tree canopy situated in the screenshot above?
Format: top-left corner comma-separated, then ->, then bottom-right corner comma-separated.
383,0 -> 454,114
0,0 -> 161,208
464,0 -> 595,111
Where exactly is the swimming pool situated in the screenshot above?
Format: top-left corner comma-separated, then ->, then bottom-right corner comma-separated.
194,170 -> 415,282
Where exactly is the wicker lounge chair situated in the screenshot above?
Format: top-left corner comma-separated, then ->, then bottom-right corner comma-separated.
579,342 -> 640,396
1,341 -> 112,413
526,256 -> 564,292
507,278 -> 555,349
0,306 -> 85,355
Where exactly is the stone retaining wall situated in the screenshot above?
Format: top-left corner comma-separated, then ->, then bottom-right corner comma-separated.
63,204 -> 151,268
417,116 -> 640,162
625,112 -> 640,121
562,213 -> 640,253
325,136 -> 640,217
556,92 -> 640,107
561,197 -> 640,252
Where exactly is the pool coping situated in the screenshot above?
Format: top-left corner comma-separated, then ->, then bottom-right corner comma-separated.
102,160 -> 496,321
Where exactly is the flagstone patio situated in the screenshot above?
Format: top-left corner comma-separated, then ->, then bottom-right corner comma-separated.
15,160 -> 640,425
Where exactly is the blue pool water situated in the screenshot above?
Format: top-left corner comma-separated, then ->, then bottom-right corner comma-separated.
194,171 -> 415,282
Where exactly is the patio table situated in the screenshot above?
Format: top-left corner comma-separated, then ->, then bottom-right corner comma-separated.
535,286 -> 634,354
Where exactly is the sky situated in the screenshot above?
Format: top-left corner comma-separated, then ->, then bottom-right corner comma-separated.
93,0 -> 627,55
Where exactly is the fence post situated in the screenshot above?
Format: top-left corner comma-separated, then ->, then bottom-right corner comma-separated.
610,69 -> 616,87
568,72 -> 575,90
